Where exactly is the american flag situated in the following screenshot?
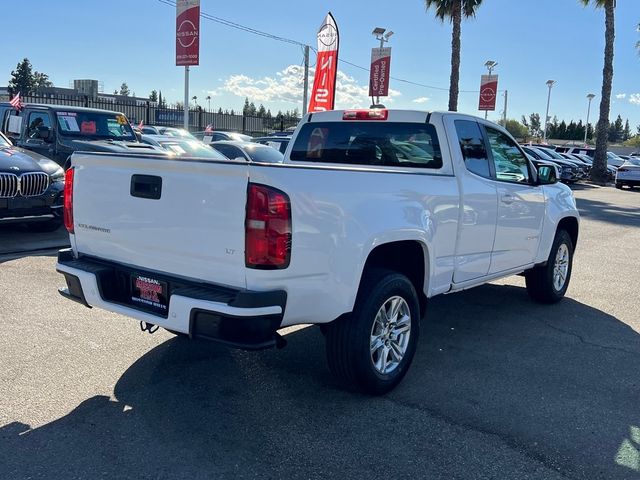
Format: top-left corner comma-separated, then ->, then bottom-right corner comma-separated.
138,120 -> 143,129
9,92 -> 24,111
204,124 -> 213,133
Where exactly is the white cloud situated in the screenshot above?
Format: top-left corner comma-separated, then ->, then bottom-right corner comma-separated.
204,89 -> 220,97
412,97 -> 430,104
629,94 -> 640,105
221,64 -> 401,108
616,93 -> 627,99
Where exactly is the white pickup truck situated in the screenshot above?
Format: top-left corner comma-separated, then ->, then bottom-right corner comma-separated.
57,109 -> 579,394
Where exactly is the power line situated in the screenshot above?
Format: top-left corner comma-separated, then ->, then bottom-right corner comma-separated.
158,0 -> 489,94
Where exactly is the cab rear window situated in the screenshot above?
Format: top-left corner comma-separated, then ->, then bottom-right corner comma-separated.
290,122 -> 442,169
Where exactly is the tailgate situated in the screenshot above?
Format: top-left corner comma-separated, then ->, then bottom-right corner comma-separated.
71,153 -> 248,289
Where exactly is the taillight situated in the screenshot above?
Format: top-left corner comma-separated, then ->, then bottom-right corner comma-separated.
343,109 -> 388,120
63,168 -> 74,233
245,183 -> 291,269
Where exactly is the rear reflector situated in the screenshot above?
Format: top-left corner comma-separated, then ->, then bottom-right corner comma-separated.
63,168 -> 74,234
245,183 -> 291,269
343,109 -> 388,120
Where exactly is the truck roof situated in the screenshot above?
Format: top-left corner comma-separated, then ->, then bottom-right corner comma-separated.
304,109 -> 490,124
0,102 -> 127,116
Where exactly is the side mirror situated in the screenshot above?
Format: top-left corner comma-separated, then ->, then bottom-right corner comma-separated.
37,126 -> 52,141
537,164 -> 558,185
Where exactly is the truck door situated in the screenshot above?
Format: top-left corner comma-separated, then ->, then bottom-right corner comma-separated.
482,125 -> 545,273
18,110 -> 56,160
449,119 -> 498,283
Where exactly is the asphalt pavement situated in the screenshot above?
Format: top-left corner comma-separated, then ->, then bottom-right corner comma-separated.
0,185 -> 639,479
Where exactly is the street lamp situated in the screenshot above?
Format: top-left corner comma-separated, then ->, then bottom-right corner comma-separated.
543,80 -> 556,143
371,27 -> 394,106
484,60 -> 498,119
584,93 -> 596,145
206,95 -> 211,112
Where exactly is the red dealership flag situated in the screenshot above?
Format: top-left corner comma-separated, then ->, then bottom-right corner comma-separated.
479,75 -> 498,111
369,47 -> 391,98
176,0 -> 200,66
308,12 -> 339,112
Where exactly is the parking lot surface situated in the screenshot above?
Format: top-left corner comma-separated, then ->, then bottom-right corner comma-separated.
0,185 -> 638,479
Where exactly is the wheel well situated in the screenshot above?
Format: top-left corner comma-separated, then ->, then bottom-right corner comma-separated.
360,241 -> 428,314
557,217 -> 579,248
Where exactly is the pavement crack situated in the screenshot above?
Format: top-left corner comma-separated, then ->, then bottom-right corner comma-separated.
382,395 -> 578,480
537,319 -> 640,358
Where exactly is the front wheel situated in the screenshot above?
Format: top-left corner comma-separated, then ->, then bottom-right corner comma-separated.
525,230 -> 574,304
325,269 -> 420,395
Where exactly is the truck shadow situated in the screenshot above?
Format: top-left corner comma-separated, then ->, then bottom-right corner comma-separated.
575,196 -> 640,227
0,223 -> 68,257
1,284 -> 639,479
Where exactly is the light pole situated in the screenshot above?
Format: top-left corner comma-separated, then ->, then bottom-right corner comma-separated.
543,80 -> 555,143
371,27 -> 393,106
191,95 -> 198,108
484,60 -> 498,120
206,95 -> 211,112
584,93 -> 595,145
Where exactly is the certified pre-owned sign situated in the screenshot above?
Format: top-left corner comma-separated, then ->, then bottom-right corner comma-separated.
176,0 -> 200,66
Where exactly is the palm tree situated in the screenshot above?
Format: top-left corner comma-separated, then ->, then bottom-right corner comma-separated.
581,0 -> 615,184
424,0 -> 483,111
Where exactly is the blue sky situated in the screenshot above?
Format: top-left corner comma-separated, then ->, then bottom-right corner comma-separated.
2,0 -> 639,128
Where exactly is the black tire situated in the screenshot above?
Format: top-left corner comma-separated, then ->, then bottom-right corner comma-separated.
325,269 -> 420,395
615,182 -> 622,189
525,230 -> 574,304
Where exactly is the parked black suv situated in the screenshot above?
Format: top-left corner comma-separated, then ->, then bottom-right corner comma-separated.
0,103 -> 159,167
0,131 -> 64,230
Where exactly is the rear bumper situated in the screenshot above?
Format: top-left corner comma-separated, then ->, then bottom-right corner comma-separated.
56,249 -> 286,350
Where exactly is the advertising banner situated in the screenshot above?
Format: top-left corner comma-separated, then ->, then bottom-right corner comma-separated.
479,74 -> 498,111
369,47 -> 391,97
308,12 -> 339,112
176,0 -> 200,66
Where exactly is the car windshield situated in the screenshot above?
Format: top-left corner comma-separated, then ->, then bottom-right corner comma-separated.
242,144 -> 285,163
159,140 -> 228,159
56,110 -> 136,140
539,148 -> 565,160
159,127 -> 197,140
531,147 -> 553,160
230,133 -> 253,142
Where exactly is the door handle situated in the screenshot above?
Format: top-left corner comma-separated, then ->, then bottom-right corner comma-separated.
501,194 -> 514,204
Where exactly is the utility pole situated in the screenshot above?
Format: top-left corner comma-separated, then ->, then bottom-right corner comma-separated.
183,66 -> 189,130
503,89 -> 508,124
302,45 -> 310,116
543,80 -> 555,143
584,93 -> 595,145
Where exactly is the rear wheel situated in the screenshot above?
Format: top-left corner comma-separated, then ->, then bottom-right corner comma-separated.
525,230 -> 573,304
325,269 -> 420,395
615,182 -> 623,189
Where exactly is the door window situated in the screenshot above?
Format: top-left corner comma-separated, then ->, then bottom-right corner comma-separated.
26,112 -> 52,138
454,120 -> 491,178
485,127 -> 531,184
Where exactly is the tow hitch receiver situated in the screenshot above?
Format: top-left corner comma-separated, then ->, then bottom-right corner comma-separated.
140,321 -> 159,334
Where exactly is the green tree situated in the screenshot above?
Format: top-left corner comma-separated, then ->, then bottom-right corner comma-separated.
217,107 -> 223,114
557,120 -> 567,140
623,119 -> 631,141
33,71 -> 52,90
242,98 -> 251,116
498,118 -> 528,139
580,0 -> 615,183
522,113 -> 542,138
119,82 -> 130,96
8,58 -> 35,95
608,114 -> 624,142
149,90 -> 158,102
257,104 -> 267,118
424,0 -> 484,111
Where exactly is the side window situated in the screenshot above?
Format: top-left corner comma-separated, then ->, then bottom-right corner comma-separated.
485,127 -> 531,184
26,112 -> 52,139
4,109 -> 23,142
454,120 -> 491,178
